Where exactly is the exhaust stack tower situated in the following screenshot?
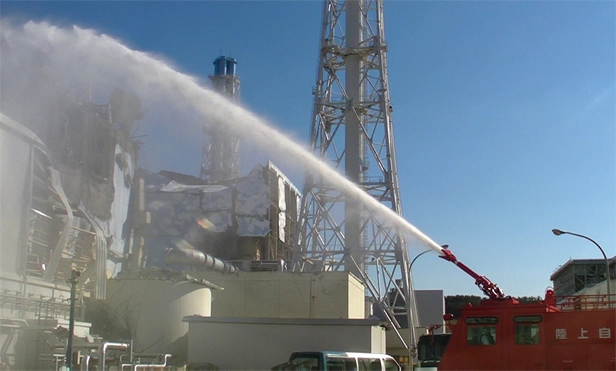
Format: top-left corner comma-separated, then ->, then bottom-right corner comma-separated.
200,56 -> 241,181
294,0 -> 418,350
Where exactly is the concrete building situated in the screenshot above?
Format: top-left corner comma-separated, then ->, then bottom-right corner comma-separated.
0,88 -> 141,370
0,44 -> 433,368
550,257 -> 615,297
188,271 -> 365,319
0,105 -> 443,370
416,290 -> 446,334
175,270 -> 384,369
184,317 -> 386,370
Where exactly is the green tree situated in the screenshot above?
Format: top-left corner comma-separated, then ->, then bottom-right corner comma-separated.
444,295 -> 543,319
517,295 -> 542,303
445,295 -> 482,319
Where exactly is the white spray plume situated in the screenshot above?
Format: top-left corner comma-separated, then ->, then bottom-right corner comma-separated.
0,21 -> 444,256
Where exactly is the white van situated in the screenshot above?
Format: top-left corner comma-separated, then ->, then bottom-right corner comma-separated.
273,351 -> 401,371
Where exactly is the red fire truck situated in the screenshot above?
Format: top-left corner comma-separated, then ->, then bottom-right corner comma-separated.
418,249 -> 616,370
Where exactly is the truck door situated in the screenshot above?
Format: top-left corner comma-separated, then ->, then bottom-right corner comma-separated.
506,314 -> 546,370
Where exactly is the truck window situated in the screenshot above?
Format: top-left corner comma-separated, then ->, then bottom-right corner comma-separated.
383,359 -> 399,371
287,352 -> 399,371
467,326 -> 496,345
358,358 -> 380,371
466,316 -> 498,345
514,315 -> 541,345
327,356 -> 356,371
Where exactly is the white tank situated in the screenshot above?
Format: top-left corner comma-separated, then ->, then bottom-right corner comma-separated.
106,279 -> 212,362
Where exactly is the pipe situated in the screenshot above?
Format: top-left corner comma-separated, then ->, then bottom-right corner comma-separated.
133,354 -> 172,370
98,342 -> 130,370
165,248 -> 238,274
80,354 -> 90,371
439,249 -> 505,300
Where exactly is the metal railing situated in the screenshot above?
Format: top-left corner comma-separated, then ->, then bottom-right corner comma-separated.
555,293 -> 615,311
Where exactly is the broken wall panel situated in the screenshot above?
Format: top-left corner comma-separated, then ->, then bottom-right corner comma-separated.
141,170 -> 211,267
141,162 -> 301,270
1,88 -> 141,298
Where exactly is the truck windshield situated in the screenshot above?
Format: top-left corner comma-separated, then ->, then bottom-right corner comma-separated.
288,354 -> 319,370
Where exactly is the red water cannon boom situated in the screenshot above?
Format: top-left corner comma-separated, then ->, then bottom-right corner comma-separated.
439,249 -> 505,300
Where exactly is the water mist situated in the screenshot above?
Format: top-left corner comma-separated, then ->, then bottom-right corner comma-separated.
0,21 -> 445,256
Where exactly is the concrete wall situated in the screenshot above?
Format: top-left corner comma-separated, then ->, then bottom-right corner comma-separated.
191,271 -> 365,319
184,316 -> 385,370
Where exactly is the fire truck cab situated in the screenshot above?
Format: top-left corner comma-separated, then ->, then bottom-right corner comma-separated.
434,294 -> 615,370
423,249 -> 616,370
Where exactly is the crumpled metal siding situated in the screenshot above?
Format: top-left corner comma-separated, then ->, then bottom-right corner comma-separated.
234,166 -> 270,236
147,165 -> 272,239
143,162 -> 301,265
277,176 -> 287,243
200,187 -> 233,232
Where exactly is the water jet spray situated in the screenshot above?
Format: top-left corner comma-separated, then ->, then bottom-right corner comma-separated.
0,21 -> 446,258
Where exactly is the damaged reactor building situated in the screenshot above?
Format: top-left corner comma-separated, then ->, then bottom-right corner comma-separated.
0,54 -> 375,370
1,43 -> 441,368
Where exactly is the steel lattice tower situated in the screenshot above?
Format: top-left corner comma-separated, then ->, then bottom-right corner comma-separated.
200,56 -> 241,181
293,0 -> 419,351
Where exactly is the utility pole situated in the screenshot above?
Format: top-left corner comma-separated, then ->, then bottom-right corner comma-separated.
65,269 -> 80,371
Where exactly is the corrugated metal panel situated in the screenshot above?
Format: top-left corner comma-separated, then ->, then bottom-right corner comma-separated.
143,162 -> 304,263
160,181 -> 228,193
237,215 -> 269,236
278,176 -> 286,243
235,165 -> 270,236
201,187 -> 233,232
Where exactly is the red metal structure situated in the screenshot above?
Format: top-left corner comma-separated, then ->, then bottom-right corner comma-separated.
439,249 -> 505,300
426,249 -> 616,370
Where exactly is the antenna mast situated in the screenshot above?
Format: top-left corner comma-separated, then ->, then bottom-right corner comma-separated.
294,0 -> 418,352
